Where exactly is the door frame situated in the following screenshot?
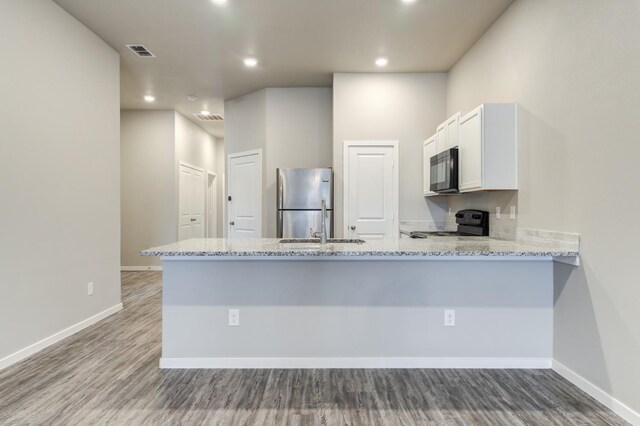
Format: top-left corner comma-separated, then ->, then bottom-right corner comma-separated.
178,161 -> 206,239
227,149 -> 263,238
206,171 -> 217,238
342,140 -> 399,238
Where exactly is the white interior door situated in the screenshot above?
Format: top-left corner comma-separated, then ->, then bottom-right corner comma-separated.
344,141 -> 398,240
228,150 -> 262,238
178,163 -> 205,241
207,172 -> 217,238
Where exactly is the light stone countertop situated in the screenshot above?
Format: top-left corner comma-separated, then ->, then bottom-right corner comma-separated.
141,236 -> 579,258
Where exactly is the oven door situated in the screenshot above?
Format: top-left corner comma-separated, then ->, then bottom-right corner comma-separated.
430,148 -> 459,193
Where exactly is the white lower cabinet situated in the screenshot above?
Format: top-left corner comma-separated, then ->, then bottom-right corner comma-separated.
423,135 -> 437,196
458,103 -> 517,192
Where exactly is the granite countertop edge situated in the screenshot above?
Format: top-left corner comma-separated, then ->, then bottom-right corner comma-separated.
140,240 -> 579,258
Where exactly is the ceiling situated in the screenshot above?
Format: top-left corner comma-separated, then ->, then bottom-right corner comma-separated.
53,0 -> 514,137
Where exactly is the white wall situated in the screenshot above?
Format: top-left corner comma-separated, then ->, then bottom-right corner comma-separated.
121,111 -> 176,268
446,0 -> 640,414
0,0 -> 121,360
175,112 -> 218,173
265,88 -> 333,237
224,90 -> 268,234
333,73 -> 449,237
175,112 -> 221,239
224,90 -> 267,156
120,111 -> 220,267
224,88 -> 333,237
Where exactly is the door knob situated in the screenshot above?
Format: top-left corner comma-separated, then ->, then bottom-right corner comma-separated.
229,221 -> 235,226
350,225 -> 356,231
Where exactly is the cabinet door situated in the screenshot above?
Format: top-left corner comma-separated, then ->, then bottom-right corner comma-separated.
423,136 -> 437,195
459,106 -> 483,191
435,123 -> 447,153
445,112 -> 461,149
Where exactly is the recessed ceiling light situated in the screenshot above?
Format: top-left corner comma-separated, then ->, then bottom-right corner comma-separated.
144,95 -> 155,102
402,0 -> 417,3
211,0 -> 227,4
243,57 -> 258,67
187,95 -> 198,102
201,110 -> 211,115
375,57 -> 388,67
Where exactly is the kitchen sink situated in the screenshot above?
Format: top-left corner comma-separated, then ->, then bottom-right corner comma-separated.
279,238 -> 366,244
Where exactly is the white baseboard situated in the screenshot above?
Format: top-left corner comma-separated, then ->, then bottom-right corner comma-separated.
0,303 -> 123,371
160,357 -> 552,370
121,266 -> 162,271
552,360 -> 639,426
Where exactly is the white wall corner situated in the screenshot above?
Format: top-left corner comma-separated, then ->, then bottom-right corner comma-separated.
552,360 -> 640,426
0,304 -> 123,371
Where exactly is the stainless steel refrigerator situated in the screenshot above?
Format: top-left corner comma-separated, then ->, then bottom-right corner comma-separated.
276,168 -> 333,238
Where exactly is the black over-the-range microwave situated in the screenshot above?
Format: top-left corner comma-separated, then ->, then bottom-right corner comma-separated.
430,148 -> 459,193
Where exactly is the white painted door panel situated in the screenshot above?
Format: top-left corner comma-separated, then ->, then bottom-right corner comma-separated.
207,174 -> 217,238
423,136 -> 437,196
445,112 -> 461,149
345,144 -> 397,240
178,164 -> 205,241
228,151 -> 262,238
459,106 -> 483,191
191,171 -> 204,237
436,124 -> 447,153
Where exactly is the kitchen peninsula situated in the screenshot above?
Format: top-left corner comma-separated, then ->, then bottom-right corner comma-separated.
142,236 -> 579,369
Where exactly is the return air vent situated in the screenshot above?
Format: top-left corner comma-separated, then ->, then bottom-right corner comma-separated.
193,113 -> 224,121
126,44 -> 155,58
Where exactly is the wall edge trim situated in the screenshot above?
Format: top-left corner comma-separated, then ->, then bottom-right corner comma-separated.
0,303 -> 123,371
160,357 -> 552,369
552,360 -> 639,425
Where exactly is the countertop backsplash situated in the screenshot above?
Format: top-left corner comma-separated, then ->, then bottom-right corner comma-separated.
399,220 -> 447,235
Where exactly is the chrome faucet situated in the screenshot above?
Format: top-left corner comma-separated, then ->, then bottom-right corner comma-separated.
310,197 -> 328,244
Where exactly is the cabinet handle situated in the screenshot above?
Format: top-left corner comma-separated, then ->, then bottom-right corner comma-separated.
190,218 -> 196,222
350,225 -> 356,231
229,221 -> 235,226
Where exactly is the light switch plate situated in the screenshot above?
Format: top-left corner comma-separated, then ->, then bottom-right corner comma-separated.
87,282 -> 94,296
496,207 -> 501,219
510,206 -> 517,220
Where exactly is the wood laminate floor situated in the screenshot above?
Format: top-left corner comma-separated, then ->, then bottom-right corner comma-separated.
0,271 -> 628,425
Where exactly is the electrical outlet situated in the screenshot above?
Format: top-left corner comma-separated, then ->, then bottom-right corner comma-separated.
448,207 -> 452,216
444,309 -> 456,327
510,206 -> 517,220
496,207 -> 501,219
228,309 -> 240,326
87,282 -> 94,296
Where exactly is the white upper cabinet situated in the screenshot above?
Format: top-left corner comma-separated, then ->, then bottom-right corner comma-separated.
435,112 -> 461,153
423,135 -> 437,196
435,123 -> 447,153
444,112 -> 461,149
458,103 -> 517,192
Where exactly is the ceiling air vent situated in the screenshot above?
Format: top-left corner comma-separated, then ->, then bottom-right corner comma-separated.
193,113 -> 224,121
126,44 -> 155,58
